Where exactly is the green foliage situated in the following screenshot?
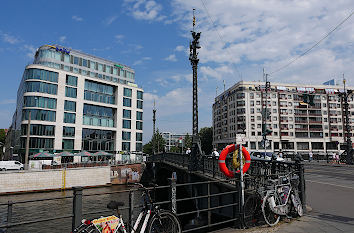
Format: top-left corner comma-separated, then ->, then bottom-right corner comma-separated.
170,146 -> 181,153
183,133 -> 192,149
199,127 -> 213,155
143,129 -> 166,155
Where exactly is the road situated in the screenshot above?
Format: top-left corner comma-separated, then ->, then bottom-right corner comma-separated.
303,162 -> 354,233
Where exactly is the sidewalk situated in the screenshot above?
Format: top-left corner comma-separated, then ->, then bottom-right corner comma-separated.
212,215 -> 343,233
303,160 -> 353,167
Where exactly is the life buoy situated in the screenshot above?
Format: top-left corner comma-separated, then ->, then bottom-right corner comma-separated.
218,144 -> 251,177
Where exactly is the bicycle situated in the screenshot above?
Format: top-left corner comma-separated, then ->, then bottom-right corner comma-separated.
73,183 -> 182,233
261,172 -> 303,226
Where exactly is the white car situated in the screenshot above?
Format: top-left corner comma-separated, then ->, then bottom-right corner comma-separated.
0,161 -> 24,171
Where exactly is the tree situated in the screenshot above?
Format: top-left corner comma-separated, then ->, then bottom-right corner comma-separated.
0,129 -> 6,159
170,146 -> 180,153
183,133 -> 192,149
199,127 -> 213,155
143,129 -> 166,155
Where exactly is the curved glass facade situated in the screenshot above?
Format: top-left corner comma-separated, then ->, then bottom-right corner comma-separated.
22,109 -> 56,122
21,124 -> 55,136
24,96 -> 57,109
25,81 -> 57,95
20,137 -> 54,149
24,68 -> 58,83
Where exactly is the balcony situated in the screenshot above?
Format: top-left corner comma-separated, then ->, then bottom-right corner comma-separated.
281,132 -> 289,136
280,128 -> 289,131
308,121 -> 322,124
309,128 -> 323,131
295,128 -> 308,132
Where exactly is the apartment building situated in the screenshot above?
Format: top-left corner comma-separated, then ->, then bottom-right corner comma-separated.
213,81 -> 354,153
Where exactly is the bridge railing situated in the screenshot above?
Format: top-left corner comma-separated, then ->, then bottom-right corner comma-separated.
148,152 -> 306,213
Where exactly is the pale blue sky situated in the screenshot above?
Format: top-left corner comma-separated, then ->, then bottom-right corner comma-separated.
0,0 -> 353,143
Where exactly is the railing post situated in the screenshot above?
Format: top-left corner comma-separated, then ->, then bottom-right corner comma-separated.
72,187 -> 83,231
295,158 -> 306,213
207,181 -> 211,230
213,156 -> 216,178
129,190 -> 134,232
7,201 -> 12,228
169,172 -> 177,214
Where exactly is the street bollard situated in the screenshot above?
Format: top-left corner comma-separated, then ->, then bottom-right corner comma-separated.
72,187 -> 83,231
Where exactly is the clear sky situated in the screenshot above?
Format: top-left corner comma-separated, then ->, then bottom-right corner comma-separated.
0,0 -> 353,143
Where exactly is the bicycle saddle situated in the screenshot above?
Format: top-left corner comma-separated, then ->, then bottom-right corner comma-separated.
107,201 -> 125,210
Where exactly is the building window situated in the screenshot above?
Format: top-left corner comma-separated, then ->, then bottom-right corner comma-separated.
21,124 -> 55,136
63,126 -> 75,137
20,137 -> 54,149
66,75 -> 78,87
123,120 -> 131,129
122,131 -> 131,140
22,109 -> 56,122
62,139 -> 74,150
24,68 -> 58,83
122,142 -> 130,151
82,128 -> 114,152
136,132 -> 143,141
25,81 -> 58,95
24,96 -> 57,109
64,100 -> 76,112
123,109 -> 131,119
83,104 -> 114,127
124,88 -> 132,97
136,121 -> 143,130
84,80 -> 115,104
64,112 -> 76,123
65,87 -> 77,98
136,143 -> 143,151
136,111 -> 143,120
137,91 -> 143,100
137,100 -> 143,109
123,98 -> 131,107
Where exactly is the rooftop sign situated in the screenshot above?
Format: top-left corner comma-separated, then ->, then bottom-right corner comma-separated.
46,45 -> 70,54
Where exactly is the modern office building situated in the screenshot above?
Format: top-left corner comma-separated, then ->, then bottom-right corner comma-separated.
213,81 -> 354,154
8,44 -> 143,160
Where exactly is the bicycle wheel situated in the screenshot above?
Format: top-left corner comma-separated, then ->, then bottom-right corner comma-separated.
243,194 -> 262,228
262,194 -> 280,227
73,223 -> 97,233
147,210 -> 182,233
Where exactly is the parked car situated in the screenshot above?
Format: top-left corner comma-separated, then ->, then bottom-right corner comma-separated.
0,161 -> 24,171
250,152 -> 284,161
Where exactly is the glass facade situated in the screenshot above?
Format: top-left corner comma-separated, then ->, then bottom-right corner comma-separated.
24,96 -> 57,109
20,137 -> 54,149
136,132 -> 143,141
122,131 -> 131,140
123,109 -> 131,119
83,104 -> 114,127
21,124 -> 55,136
64,100 -> 76,112
22,109 -> 56,122
123,120 -> 131,129
136,111 -> 143,120
62,139 -> 74,150
137,100 -> 143,109
65,87 -> 77,98
66,75 -> 78,87
136,121 -> 143,130
24,68 -> 58,83
84,80 -> 115,104
63,126 -> 75,137
64,112 -> 76,123
25,81 -> 57,95
124,88 -> 132,97
137,91 -> 143,100
123,98 -> 131,107
82,128 -> 115,151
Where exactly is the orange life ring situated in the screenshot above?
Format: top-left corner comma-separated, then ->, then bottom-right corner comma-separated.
218,144 -> 251,177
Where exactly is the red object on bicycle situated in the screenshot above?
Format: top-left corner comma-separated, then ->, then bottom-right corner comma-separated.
218,144 -> 251,177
